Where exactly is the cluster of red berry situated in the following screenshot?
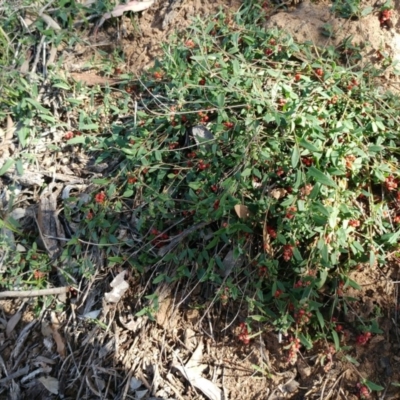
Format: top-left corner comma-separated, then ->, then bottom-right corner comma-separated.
379,9 -> 392,27
287,336 -> 301,365
300,183 -> 313,198
347,77 -> 359,91
283,244 -> 293,261
198,111 -> 209,124
293,279 -> 310,288
169,142 -> 179,150
127,175 -> 137,184
345,154 -> 356,169
356,383 -> 370,399
153,71 -> 163,80
315,68 -> 324,77
285,206 -> 297,220
197,160 -> 210,171
95,192 -> 106,204
301,156 -> 313,166
330,317 -> 344,334
185,39 -> 196,49
220,287 -> 230,305
258,266 -> 268,277
223,121 -> 234,129
385,175 -> 398,191
238,323 -> 250,345
150,228 -> 169,248
64,130 -> 82,140
349,219 -> 361,228
356,331 -> 372,345
293,308 -> 312,325
266,225 -> 277,238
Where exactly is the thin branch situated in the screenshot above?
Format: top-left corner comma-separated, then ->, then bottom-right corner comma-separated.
0,286 -> 69,299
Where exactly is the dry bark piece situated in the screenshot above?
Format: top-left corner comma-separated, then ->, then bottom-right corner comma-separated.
70,72 -> 124,87
37,183 -> 64,259
221,249 -> 244,277
191,125 -> 215,147
11,319 -> 37,361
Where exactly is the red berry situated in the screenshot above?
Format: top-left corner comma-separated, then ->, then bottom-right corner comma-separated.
64,131 -> 74,140
94,192 -> 106,204
264,48 -> 273,56
223,121 -> 234,129
315,68 -> 324,77
294,73 -> 301,81
199,78 -> 206,85
153,71 -> 163,80
185,39 -> 196,48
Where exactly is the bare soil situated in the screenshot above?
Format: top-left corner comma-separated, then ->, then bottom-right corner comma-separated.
2,0 -> 400,399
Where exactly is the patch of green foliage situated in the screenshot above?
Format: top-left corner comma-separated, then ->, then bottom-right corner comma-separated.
0,0 -> 399,381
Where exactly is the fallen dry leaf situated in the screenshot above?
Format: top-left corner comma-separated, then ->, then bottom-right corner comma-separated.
234,204 -> 251,219
95,0 -> 155,33
38,376 -> 59,395
104,270 -> 129,303
270,187 -> 287,199
173,341 -> 222,400
6,312 -> 22,337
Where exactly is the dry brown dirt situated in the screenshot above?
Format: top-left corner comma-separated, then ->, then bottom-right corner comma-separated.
2,0 -> 400,399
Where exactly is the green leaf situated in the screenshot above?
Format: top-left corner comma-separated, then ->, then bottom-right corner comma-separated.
368,145 -> 383,153
153,274 -> 166,284
316,310 -> 325,329
216,93 -> 225,108
67,136 -> 86,144
291,146 -> 300,168
364,380 -> 384,392
154,150 -> 162,161
299,138 -> 319,152
0,159 -> 14,176
380,230 -> 400,244
308,166 -> 337,188
25,98 -> 51,114
122,189 -> 134,197
92,178 -> 109,184
344,355 -> 360,366
53,81 -> 71,90
346,278 -> 361,290
250,315 -> 268,322
299,333 -> 313,349
15,159 -> 24,175
331,330 -> 340,350
241,168 -> 252,177
361,6 -> 373,16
